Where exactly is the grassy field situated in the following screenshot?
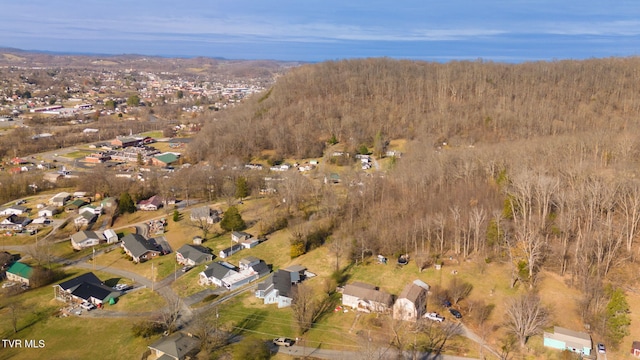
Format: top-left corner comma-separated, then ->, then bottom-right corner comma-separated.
0,316 -> 150,360
0,268 -> 154,360
139,130 -> 164,139
63,150 -> 93,159
92,247 -> 175,280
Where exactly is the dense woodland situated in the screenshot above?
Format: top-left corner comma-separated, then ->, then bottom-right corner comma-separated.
187,57 -> 640,346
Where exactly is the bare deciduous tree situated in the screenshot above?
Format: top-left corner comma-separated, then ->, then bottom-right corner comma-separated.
449,278 -> 473,305
504,293 -> 549,348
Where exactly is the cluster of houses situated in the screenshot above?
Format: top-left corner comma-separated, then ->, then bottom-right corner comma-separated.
0,191 -> 107,234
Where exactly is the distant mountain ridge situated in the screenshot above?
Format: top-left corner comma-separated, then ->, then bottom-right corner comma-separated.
0,47 -> 303,77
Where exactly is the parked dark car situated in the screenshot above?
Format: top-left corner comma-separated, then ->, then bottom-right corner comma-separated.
273,338 -> 294,347
449,308 -> 462,319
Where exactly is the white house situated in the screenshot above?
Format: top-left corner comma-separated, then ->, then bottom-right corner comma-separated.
49,192 -> 71,207
38,206 -> 58,217
199,262 -> 238,287
79,205 -> 103,216
342,282 -> 394,313
393,280 -> 430,321
71,231 -> 105,250
0,205 -> 28,216
103,229 -> 118,244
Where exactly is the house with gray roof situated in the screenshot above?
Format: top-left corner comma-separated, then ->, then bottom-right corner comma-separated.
176,244 -> 213,266
49,192 -> 71,207
0,205 -> 29,216
198,261 -> 238,286
148,332 -> 200,360
544,326 -> 592,356
343,282 -> 394,314
393,280 -> 430,321
70,230 -> 105,250
73,211 -> 97,228
190,206 -> 220,224
121,233 -> 161,263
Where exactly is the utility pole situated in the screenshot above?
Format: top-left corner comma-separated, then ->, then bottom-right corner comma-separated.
152,262 -> 155,291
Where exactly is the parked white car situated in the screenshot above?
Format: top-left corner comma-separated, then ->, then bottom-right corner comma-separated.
80,302 -> 96,311
424,312 -> 445,322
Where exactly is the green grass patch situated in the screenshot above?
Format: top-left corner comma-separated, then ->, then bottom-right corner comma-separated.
219,292 -> 295,339
139,130 -> 163,139
106,288 -> 165,313
64,150 -> 93,159
172,263 -> 208,298
0,315 -> 151,359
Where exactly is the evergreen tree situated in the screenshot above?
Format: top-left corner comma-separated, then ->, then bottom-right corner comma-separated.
220,206 -> 246,232
126,94 -> 140,107
118,192 -> 136,214
235,177 -> 249,199
605,286 -> 630,348
172,210 -> 180,222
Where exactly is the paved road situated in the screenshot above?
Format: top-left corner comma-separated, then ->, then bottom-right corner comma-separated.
460,324 -> 500,359
273,343 -> 480,360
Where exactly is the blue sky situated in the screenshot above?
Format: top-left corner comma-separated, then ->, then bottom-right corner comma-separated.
1,1 -> 640,62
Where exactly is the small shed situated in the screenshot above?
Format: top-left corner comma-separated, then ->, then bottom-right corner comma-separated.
632,341 -> 640,357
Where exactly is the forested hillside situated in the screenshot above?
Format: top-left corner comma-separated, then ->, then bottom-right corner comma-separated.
189,57 -> 640,347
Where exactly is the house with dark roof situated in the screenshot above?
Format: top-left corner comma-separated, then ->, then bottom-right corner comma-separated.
53,272 -> 120,305
121,233 -> 161,263
138,195 -> 163,211
219,244 -> 243,258
342,282 -> 394,314
198,262 -> 238,286
0,251 -> 19,269
6,262 -> 33,286
255,264 -> 307,308
66,199 -> 89,212
112,136 -> 140,148
0,214 -> 32,231
176,244 -> 213,266
148,332 -> 200,360
393,280 -> 430,321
